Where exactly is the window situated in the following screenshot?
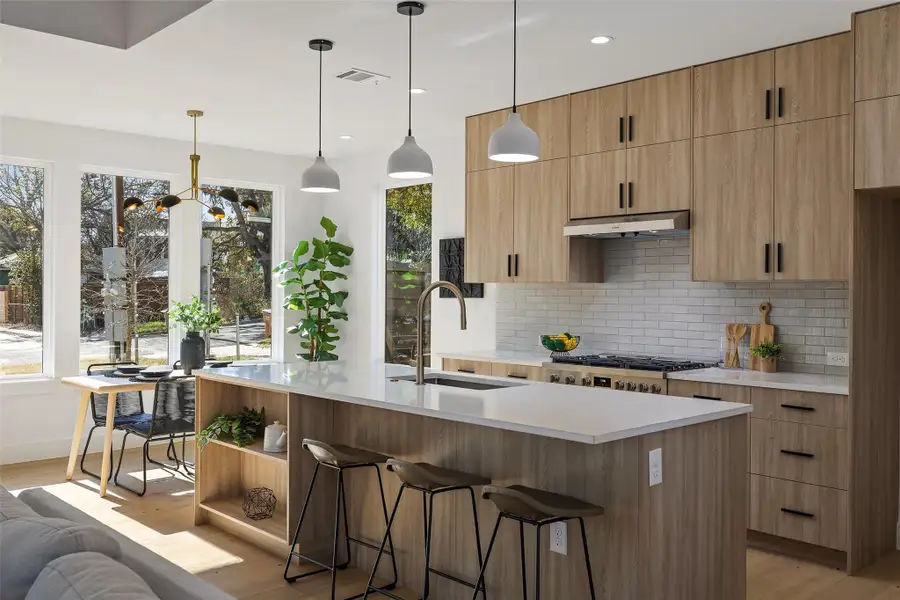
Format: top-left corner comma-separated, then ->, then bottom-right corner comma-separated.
0,162 -> 46,376
200,186 -> 273,361
384,184 -> 432,366
80,173 -> 170,369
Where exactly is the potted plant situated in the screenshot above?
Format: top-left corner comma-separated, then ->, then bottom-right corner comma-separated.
197,407 -> 265,450
274,217 -> 353,361
750,341 -> 782,373
170,296 -> 222,374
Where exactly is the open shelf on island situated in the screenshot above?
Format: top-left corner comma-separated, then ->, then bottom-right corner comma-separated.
207,438 -> 287,463
199,496 -> 286,542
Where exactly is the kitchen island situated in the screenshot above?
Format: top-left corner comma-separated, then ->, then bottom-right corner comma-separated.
193,361 -> 751,600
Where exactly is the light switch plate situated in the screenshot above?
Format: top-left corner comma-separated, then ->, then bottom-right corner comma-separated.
649,448 -> 663,486
826,352 -> 849,367
550,521 -> 567,555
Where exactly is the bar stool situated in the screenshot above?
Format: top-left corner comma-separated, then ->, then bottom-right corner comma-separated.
471,485 -> 604,600
284,439 -> 398,600
364,459 -> 491,600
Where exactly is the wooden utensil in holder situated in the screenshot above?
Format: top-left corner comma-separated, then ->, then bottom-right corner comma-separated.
749,302 -> 776,371
724,323 -> 748,368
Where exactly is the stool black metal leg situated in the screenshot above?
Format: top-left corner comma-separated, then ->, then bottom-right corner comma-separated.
467,487 -> 487,600
470,514 -> 502,600
519,520 -> 528,600
284,462 -> 320,581
330,470 -> 344,600
339,474 -> 351,570
422,491 -> 436,600
364,485 -> 406,599
534,525 -> 542,600
578,518 -> 597,600
373,466 -> 398,588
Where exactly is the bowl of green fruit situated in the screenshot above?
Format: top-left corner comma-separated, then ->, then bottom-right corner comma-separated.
540,333 -> 580,357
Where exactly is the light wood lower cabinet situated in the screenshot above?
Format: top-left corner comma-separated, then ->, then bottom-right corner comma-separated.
749,474 -> 848,551
750,419 -> 849,490
625,140 -> 691,214
855,95 -> 900,190
750,388 -> 849,429
465,167 -> 514,283
667,380 -> 751,404
490,363 -> 545,381
441,358 -> 493,376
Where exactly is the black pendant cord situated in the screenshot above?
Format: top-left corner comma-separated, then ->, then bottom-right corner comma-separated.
512,0 -> 517,113
318,47 -> 323,157
407,10 -> 413,136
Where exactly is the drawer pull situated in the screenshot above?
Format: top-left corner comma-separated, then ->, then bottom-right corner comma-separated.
781,403 -> 815,412
457,369 -> 476,374
780,449 -> 815,459
693,394 -> 722,401
780,507 -> 815,519
508,374 -> 528,380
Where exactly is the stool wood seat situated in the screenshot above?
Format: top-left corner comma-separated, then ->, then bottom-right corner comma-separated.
386,459 -> 491,490
482,484 -> 605,522
302,439 -> 391,467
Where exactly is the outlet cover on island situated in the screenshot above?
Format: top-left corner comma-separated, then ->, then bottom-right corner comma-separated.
550,521 -> 567,555
649,448 -> 663,486
826,352 -> 849,367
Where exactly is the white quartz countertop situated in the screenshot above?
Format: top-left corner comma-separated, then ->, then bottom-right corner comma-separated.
436,349 -> 550,367
196,361 -> 751,445
667,368 -> 849,395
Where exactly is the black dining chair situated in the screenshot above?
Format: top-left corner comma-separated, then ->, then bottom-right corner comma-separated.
113,376 -> 196,496
80,363 -> 151,480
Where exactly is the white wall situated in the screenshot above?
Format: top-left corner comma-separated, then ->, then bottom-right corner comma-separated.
0,116 -> 321,464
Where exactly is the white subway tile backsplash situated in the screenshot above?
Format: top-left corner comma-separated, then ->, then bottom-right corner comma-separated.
495,236 -> 848,374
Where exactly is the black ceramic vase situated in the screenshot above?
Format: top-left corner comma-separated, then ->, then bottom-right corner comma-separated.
180,331 -> 205,375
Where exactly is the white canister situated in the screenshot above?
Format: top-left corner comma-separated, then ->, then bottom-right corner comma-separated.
263,421 -> 287,453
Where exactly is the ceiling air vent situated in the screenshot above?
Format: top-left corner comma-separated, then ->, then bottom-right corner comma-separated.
335,68 -> 389,85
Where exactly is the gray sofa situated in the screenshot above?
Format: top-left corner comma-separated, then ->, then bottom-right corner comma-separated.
0,485 -> 235,600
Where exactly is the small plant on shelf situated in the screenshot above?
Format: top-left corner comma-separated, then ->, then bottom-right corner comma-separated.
750,341 -> 782,373
197,407 -> 265,450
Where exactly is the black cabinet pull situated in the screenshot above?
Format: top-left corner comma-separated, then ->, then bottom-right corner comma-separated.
781,403 -> 815,412
619,117 -> 624,143
780,449 -> 815,459
457,368 -> 476,374
765,89 -> 772,120
514,254 -> 519,277
628,115 -> 634,141
508,374 -> 529,379
777,243 -> 783,273
693,394 -> 722,401
627,182 -> 633,208
618,183 -> 624,209
507,254 -> 511,277
777,87 -> 784,118
780,508 -> 815,519
764,243 -> 770,273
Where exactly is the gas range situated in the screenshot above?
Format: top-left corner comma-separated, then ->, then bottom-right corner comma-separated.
543,354 -> 714,394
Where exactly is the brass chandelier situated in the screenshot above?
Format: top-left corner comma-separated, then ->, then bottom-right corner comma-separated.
123,110 -> 259,220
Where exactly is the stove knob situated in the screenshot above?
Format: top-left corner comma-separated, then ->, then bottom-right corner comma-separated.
565,375 -> 576,385
626,381 -> 637,391
582,376 -> 592,387
638,383 -> 649,393
614,380 -> 625,390
549,373 -> 560,383
651,384 -> 662,394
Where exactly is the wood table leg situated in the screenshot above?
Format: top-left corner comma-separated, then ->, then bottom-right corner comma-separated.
98,392 -> 117,497
66,391 -> 91,480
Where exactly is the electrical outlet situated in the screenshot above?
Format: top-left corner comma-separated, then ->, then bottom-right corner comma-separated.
649,448 -> 663,486
550,521 -> 567,555
826,352 -> 849,367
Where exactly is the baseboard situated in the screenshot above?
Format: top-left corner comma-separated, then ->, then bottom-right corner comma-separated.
0,432 -> 181,466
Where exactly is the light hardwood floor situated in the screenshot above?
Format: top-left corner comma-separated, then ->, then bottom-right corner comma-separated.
2,449 -> 900,600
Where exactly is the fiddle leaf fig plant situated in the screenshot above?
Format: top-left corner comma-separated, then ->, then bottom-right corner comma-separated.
274,217 -> 353,361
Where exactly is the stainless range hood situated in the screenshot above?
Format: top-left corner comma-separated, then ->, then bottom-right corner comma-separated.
563,211 -> 690,239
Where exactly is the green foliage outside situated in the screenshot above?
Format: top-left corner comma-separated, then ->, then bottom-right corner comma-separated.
0,164 -> 44,326
275,217 -> 353,362
170,296 -> 223,333
134,321 -> 167,335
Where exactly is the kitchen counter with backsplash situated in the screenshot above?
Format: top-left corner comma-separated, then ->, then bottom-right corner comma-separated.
667,367 -> 849,395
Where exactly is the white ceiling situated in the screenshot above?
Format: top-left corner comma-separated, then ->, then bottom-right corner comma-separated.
0,0 -> 887,159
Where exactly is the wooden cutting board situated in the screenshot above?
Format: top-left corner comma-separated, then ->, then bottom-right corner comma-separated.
749,302 -> 775,371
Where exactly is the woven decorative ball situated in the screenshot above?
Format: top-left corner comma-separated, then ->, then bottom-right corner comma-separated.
242,487 -> 277,520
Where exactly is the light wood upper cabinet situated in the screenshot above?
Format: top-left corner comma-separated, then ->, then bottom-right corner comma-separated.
693,129 -> 774,281
855,96 -> 900,190
569,151 -> 626,219
626,69 -> 692,147
464,167 -> 515,283
625,140 -> 691,214
514,158 -> 570,283
855,3 -> 900,102
693,51 -> 775,137
466,109 -> 507,172
518,96 -> 570,162
774,116 -> 851,280
570,84 -> 626,155
775,34 -> 852,124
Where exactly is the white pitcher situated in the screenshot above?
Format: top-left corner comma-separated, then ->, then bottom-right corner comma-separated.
263,421 -> 287,453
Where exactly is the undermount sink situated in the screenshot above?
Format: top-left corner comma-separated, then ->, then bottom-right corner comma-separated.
389,374 -> 524,391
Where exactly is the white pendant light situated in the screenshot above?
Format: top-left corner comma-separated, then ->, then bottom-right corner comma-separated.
488,0 -> 539,163
388,2 -> 433,179
301,39 -> 340,193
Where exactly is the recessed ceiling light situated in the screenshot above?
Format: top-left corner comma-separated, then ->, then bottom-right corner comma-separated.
339,135 -> 353,140
591,35 -> 614,45
409,88 -> 427,94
